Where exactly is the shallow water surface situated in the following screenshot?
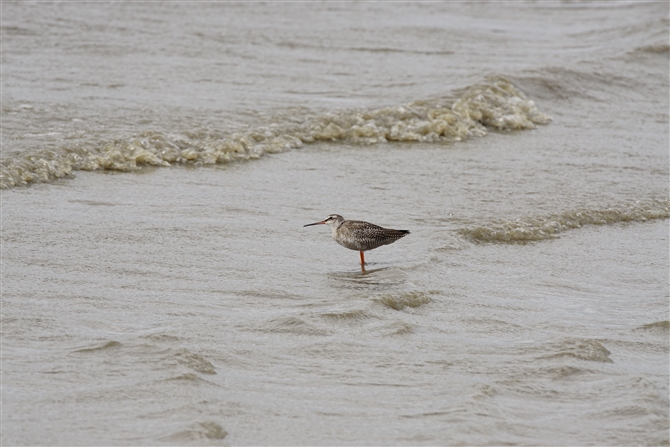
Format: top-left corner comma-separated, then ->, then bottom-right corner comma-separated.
2,2 -> 669,445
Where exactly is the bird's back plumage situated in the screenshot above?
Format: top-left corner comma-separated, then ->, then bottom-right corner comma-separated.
333,219 -> 410,252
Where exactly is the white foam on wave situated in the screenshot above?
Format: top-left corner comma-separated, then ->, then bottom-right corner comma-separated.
1,76 -> 550,189
459,199 -> 670,243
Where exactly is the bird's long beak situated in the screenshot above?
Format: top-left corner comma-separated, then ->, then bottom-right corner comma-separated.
303,220 -> 326,227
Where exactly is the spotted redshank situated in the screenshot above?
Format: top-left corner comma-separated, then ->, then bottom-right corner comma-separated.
304,214 -> 410,266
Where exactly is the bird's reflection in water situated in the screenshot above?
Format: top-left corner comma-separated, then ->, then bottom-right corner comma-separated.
327,265 -> 407,292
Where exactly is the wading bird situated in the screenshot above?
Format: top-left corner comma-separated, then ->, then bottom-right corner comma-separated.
304,214 -> 409,268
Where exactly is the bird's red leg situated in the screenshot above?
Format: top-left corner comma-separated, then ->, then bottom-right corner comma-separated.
359,251 -> 365,265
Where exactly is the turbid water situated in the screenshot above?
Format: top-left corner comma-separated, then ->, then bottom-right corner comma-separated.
2,2 -> 669,445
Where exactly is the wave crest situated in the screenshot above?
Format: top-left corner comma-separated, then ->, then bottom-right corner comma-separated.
459,199 -> 670,243
1,76 -> 550,189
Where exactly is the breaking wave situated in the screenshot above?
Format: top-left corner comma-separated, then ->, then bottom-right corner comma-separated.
541,339 -> 613,363
1,75 -> 550,189
459,198 -> 670,243
375,291 -> 433,311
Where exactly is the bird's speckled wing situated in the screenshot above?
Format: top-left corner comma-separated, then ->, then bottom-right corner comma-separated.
333,220 -> 410,251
